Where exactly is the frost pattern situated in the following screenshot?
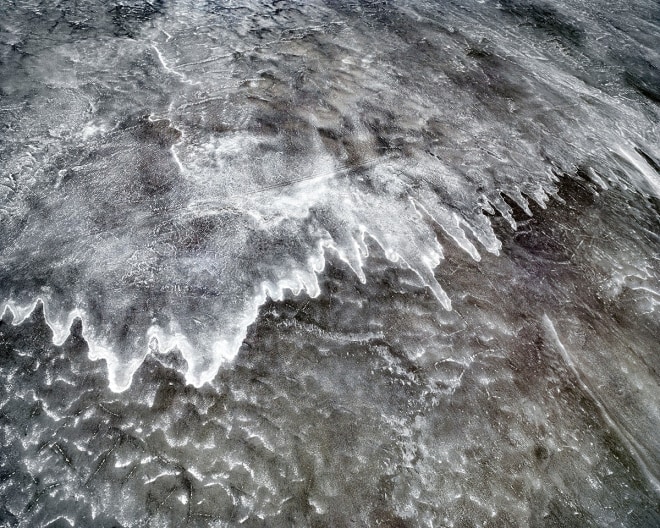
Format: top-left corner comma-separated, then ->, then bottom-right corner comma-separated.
1,0 -> 658,390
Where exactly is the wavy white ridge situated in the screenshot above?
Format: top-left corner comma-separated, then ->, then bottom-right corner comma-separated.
1,0 -> 658,391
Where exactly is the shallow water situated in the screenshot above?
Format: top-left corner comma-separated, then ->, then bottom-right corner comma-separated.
1,1 -> 659,526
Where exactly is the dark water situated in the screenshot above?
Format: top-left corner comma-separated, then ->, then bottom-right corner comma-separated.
1,1 -> 659,526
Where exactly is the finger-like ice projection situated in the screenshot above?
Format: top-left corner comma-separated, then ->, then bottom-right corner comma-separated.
1,0 -> 658,390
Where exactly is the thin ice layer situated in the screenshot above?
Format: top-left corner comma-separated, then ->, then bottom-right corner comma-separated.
1,0 -> 659,390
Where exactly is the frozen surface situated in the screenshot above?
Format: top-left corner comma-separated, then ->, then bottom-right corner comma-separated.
0,0 -> 659,526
